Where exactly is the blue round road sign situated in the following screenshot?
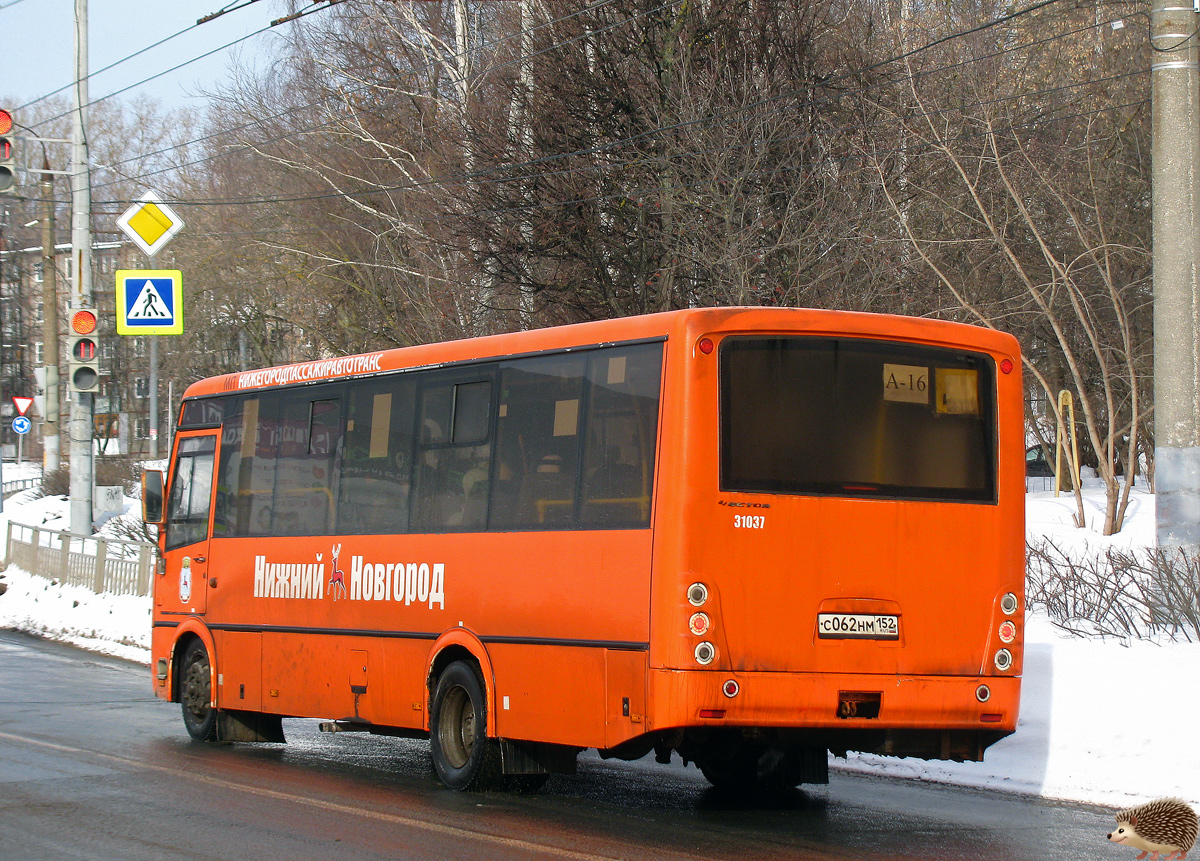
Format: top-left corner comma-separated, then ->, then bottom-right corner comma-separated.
12,416 -> 31,435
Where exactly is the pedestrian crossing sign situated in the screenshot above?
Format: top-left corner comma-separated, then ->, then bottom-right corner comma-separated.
115,270 -> 184,335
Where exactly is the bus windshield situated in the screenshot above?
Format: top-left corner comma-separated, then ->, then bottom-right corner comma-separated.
720,336 -> 996,501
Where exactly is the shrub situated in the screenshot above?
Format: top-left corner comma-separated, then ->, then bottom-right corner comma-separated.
94,456 -> 141,495
38,467 -> 69,498
36,456 -> 142,500
1026,539 -> 1200,641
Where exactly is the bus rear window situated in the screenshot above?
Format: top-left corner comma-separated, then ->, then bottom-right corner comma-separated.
720,337 -> 996,502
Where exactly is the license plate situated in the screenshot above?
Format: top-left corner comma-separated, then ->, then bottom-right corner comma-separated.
817,613 -> 899,640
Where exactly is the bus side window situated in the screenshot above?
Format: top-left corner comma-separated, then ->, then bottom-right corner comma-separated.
490,353 -> 587,529
178,398 -> 223,428
212,394 -> 280,536
272,390 -> 342,536
166,436 -> 217,551
338,376 -> 416,535
411,376 -> 494,532
580,344 -> 663,527
212,395 -> 241,537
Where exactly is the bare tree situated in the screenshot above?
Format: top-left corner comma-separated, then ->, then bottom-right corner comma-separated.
866,0 -> 1150,534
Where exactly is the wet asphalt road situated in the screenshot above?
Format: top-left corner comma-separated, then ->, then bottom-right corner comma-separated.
0,629 -> 1117,861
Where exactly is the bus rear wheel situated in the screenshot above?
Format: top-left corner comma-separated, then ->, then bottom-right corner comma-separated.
180,639 -> 217,741
698,746 -> 761,791
429,661 -> 502,791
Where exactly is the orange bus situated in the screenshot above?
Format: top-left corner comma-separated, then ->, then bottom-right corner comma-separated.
143,307 -> 1024,791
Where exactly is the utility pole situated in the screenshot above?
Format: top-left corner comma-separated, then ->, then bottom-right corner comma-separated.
0,209 -> 7,514
69,0 -> 93,534
148,333 -> 157,458
1151,0 -> 1200,552
41,158 -> 60,473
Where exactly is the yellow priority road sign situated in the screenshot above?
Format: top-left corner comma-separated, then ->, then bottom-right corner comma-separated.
116,270 -> 183,335
116,190 -> 185,257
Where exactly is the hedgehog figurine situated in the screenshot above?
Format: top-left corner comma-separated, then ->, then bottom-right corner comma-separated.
1107,798 -> 1198,861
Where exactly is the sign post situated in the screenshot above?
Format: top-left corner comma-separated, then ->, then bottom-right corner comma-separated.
117,190 -> 184,459
115,269 -> 183,458
12,415 -> 30,464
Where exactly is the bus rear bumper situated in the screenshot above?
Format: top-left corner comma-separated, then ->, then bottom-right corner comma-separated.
648,669 -> 1020,761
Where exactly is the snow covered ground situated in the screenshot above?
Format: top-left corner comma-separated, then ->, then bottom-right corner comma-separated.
0,472 -> 1196,810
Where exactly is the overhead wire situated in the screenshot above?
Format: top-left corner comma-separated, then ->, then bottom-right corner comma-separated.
17,0 -> 275,116
95,0 -> 1119,211
86,0 -> 650,187
96,0 -> 1074,202
32,0 -> 1131,259
24,0 -> 334,131
86,76 -> 1148,224
145,7 -> 1134,207
47,0 -> 641,218
21,22 -> 200,114
205,91 -> 1148,306
459,98 -> 1152,224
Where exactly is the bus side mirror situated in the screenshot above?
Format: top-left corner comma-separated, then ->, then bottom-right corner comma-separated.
142,470 -> 165,525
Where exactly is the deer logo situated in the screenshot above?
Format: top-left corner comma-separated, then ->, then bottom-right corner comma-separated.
328,543 -> 347,600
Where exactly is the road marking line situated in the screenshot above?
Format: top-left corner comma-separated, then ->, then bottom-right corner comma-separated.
0,730 -> 715,861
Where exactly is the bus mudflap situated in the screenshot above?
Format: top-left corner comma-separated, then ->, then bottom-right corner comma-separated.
216,709 -> 286,744
499,739 -> 579,775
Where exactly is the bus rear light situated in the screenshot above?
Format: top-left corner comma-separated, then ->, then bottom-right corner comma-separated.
687,582 -> 708,606
980,713 -> 1004,723
975,684 -> 990,703
694,641 -> 716,665
1000,592 -> 1019,615
994,649 -> 1013,672
722,679 -> 739,698
698,709 -> 725,718
689,612 -> 711,635
998,620 -> 1017,643
698,337 -> 714,354
1000,358 -> 1014,374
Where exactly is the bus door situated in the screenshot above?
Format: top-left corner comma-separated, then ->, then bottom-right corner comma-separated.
161,431 -> 219,616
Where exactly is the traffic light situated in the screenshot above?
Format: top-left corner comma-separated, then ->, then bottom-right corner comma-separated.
68,308 -> 100,393
0,109 -> 14,195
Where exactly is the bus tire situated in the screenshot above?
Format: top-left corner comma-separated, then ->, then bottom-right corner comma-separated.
698,745 -> 761,791
180,639 -> 218,741
430,660 -> 502,791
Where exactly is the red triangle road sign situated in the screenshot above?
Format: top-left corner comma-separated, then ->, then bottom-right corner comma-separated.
12,396 -> 33,416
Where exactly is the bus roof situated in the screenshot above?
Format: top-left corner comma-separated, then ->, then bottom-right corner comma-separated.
181,307 -> 1019,399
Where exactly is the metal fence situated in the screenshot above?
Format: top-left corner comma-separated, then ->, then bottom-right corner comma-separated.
5,521 -> 154,597
2,477 -> 41,496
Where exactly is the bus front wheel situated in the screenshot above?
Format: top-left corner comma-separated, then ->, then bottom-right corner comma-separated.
179,639 -> 217,741
429,661 -> 502,790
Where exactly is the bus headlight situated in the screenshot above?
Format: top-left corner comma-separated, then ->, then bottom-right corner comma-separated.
695,642 -> 716,665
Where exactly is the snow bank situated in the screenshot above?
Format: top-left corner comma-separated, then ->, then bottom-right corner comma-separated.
841,611 -> 1200,808
0,564 -> 150,664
